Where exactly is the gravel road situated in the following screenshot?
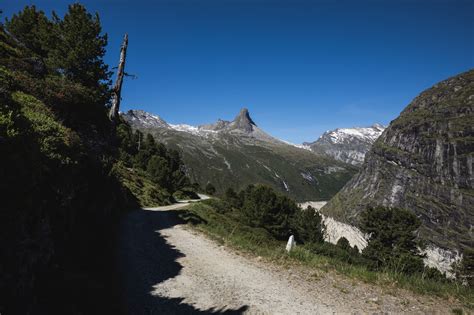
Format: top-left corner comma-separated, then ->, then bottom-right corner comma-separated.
117,201 -> 457,314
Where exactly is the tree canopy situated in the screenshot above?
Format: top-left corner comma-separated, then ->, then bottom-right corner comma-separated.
360,206 -> 424,274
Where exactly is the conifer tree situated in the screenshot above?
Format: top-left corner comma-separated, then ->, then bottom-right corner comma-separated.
48,4 -> 110,94
5,5 -> 53,58
361,206 -> 424,274
292,206 -> 325,244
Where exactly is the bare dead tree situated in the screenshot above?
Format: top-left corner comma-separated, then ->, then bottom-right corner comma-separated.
109,33 -> 128,121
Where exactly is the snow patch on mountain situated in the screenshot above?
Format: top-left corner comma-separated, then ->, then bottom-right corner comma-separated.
304,124 -> 385,165
280,140 -> 312,151
169,123 -> 199,134
323,124 -> 385,144
168,123 -> 217,137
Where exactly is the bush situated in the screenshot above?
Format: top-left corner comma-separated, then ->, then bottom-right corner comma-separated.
224,187 -> 241,208
336,237 -> 351,251
361,206 -> 425,274
292,206 -> 325,244
147,155 -> 170,188
173,189 -> 200,201
239,185 -> 299,240
205,182 -> 216,195
306,242 -> 367,265
423,267 -> 447,281
203,198 -> 231,214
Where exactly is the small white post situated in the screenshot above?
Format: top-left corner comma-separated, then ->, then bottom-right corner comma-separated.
286,235 -> 295,252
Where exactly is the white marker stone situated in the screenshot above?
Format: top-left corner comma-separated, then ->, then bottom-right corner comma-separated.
286,235 -> 295,252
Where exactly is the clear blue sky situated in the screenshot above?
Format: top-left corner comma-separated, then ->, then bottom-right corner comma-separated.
3,0 -> 474,143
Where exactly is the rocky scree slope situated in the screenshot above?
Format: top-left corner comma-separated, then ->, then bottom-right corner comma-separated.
321,69 -> 474,262
304,124 -> 385,165
122,108 -> 357,201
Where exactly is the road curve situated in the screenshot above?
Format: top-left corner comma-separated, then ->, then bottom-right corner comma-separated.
116,199 -> 336,314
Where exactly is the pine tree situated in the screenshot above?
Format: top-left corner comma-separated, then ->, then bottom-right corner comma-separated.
239,185 -> 298,240
147,156 -> 171,189
292,206 -> 325,244
361,206 -> 424,274
48,4 -> 110,93
5,5 -> 53,58
224,187 -> 241,208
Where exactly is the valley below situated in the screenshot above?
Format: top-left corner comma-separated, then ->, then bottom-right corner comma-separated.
117,200 -> 463,314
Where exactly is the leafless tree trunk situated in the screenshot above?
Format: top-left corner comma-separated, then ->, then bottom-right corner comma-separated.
109,33 -> 128,121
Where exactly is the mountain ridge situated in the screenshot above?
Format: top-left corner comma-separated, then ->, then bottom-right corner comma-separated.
122,108 -> 357,201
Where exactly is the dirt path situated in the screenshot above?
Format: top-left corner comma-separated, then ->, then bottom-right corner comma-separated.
117,201 -> 454,314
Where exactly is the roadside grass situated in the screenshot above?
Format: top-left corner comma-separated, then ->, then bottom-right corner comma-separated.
179,201 -> 474,309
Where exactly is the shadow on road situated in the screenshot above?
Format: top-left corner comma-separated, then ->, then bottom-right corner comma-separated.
117,207 -> 249,315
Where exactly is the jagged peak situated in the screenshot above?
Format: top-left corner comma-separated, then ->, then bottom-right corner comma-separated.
234,107 -> 256,125
228,107 -> 257,133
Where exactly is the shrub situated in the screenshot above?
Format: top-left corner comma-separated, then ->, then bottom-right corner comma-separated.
336,237 -> 351,251
307,241 -> 367,265
291,206 -> 325,244
361,206 -> 425,274
205,182 -> 216,195
173,189 -> 199,201
224,187 -> 241,208
237,185 -> 299,240
203,198 -> 230,214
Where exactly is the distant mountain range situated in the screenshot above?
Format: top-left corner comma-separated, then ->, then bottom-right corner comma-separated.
122,108 -> 357,201
303,125 -> 385,165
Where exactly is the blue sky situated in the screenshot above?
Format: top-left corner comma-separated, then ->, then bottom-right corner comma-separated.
3,0 -> 474,143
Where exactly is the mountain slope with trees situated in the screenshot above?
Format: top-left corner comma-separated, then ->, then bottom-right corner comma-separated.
122,108 -> 357,201
0,5 -> 193,314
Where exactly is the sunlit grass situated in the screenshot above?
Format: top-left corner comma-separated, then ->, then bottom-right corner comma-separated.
181,202 -> 473,309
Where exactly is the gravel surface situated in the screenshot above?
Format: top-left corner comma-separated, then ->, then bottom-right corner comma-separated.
117,202 -> 458,314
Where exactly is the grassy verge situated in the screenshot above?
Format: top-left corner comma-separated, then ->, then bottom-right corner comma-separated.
111,162 -> 175,207
180,200 -> 473,309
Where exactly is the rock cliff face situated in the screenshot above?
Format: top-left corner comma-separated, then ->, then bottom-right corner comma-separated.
321,70 -> 474,260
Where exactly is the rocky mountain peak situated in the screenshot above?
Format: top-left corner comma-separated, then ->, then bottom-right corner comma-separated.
123,110 -> 169,129
229,107 -> 256,133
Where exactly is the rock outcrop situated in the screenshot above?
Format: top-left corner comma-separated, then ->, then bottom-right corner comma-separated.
321,69 -> 474,268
